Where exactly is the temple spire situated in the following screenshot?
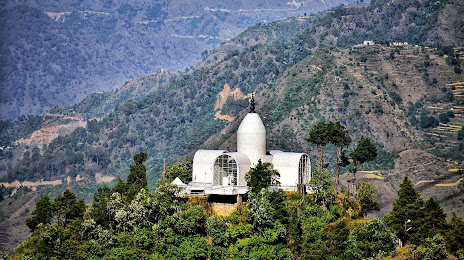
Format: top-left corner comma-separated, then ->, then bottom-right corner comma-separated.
249,93 -> 256,113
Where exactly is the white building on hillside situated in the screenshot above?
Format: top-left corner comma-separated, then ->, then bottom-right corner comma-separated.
180,95 -> 311,198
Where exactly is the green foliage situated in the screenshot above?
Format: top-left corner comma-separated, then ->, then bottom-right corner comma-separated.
163,159 -> 193,183
53,189 -> 86,225
413,234 -> 448,260
385,176 -> 424,245
438,112 -> 450,124
245,159 -> 280,195
89,185 -> 112,228
309,167 -> 334,208
247,189 -> 289,232
345,218 -> 397,259
445,213 -> 464,255
127,152 -> 148,194
384,176 -> 451,247
307,219 -> 350,259
356,182 -> 380,216
15,169 -> 462,259
420,114 -> 439,128
307,121 -> 333,168
458,128 -> 464,140
26,195 -> 53,231
350,136 -> 378,172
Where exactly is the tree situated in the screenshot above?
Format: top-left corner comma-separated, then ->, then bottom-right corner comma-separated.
245,159 -> 280,195
413,234 -> 448,260
349,136 -> 377,193
26,195 -> 53,231
385,176 -> 424,245
53,189 -> 86,225
309,167 -> 334,208
457,128 -> 464,140
438,112 -> 450,124
127,152 -> 148,193
356,182 -> 380,216
445,212 -> 464,255
350,136 -> 378,172
345,218 -> 397,259
418,197 -> 448,241
330,122 -> 352,193
163,159 -> 193,183
89,185 -> 112,228
307,121 -> 332,168
247,189 -> 289,232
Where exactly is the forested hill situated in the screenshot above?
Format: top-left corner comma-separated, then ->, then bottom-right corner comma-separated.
0,0 -> 356,120
1,0 -> 463,191
1,0 -> 464,252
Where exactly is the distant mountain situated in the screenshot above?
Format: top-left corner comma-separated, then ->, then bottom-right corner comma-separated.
0,0 -> 357,120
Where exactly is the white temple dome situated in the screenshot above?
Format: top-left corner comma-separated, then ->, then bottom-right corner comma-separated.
237,112 -> 266,162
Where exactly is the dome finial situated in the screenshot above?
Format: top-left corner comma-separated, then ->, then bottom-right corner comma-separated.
250,93 -> 256,113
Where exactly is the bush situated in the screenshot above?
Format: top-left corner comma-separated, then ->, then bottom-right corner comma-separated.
458,128 -> 464,140
438,113 -> 450,124
420,115 -> 439,128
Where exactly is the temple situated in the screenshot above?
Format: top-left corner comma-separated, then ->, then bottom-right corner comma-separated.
179,95 -> 311,198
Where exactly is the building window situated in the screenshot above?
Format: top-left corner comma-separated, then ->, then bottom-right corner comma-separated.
213,154 -> 238,186
298,154 -> 310,184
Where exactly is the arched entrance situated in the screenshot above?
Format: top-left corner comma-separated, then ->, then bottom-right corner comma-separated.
213,154 -> 238,186
298,154 -> 310,185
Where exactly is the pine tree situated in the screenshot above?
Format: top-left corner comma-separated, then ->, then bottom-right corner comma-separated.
127,152 -> 148,193
26,195 -> 53,231
89,185 -> 112,228
53,189 -> 86,225
445,212 -> 464,255
349,136 -> 377,193
384,176 -> 424,245
417,197 -> 448,241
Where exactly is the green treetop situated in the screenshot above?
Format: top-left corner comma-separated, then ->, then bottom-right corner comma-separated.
245,159 -> 280,195
306,121 -> 332,169
356,182 -> 380,216
127,152 -> 148,193
385,176 -> 424,245
26,195 -> 53,232
163,159 -> 193,183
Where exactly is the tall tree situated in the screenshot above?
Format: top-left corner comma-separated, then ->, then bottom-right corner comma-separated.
329,122 -> 352,193
349,136 -> 377,192
127,152 -> 148,193
89,185 -> 112,228
418,198 -> 448,240
26,195 -> 53,231
384,176 -> 424,245
307,121 -> 332,169
245,159 -> 280,195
